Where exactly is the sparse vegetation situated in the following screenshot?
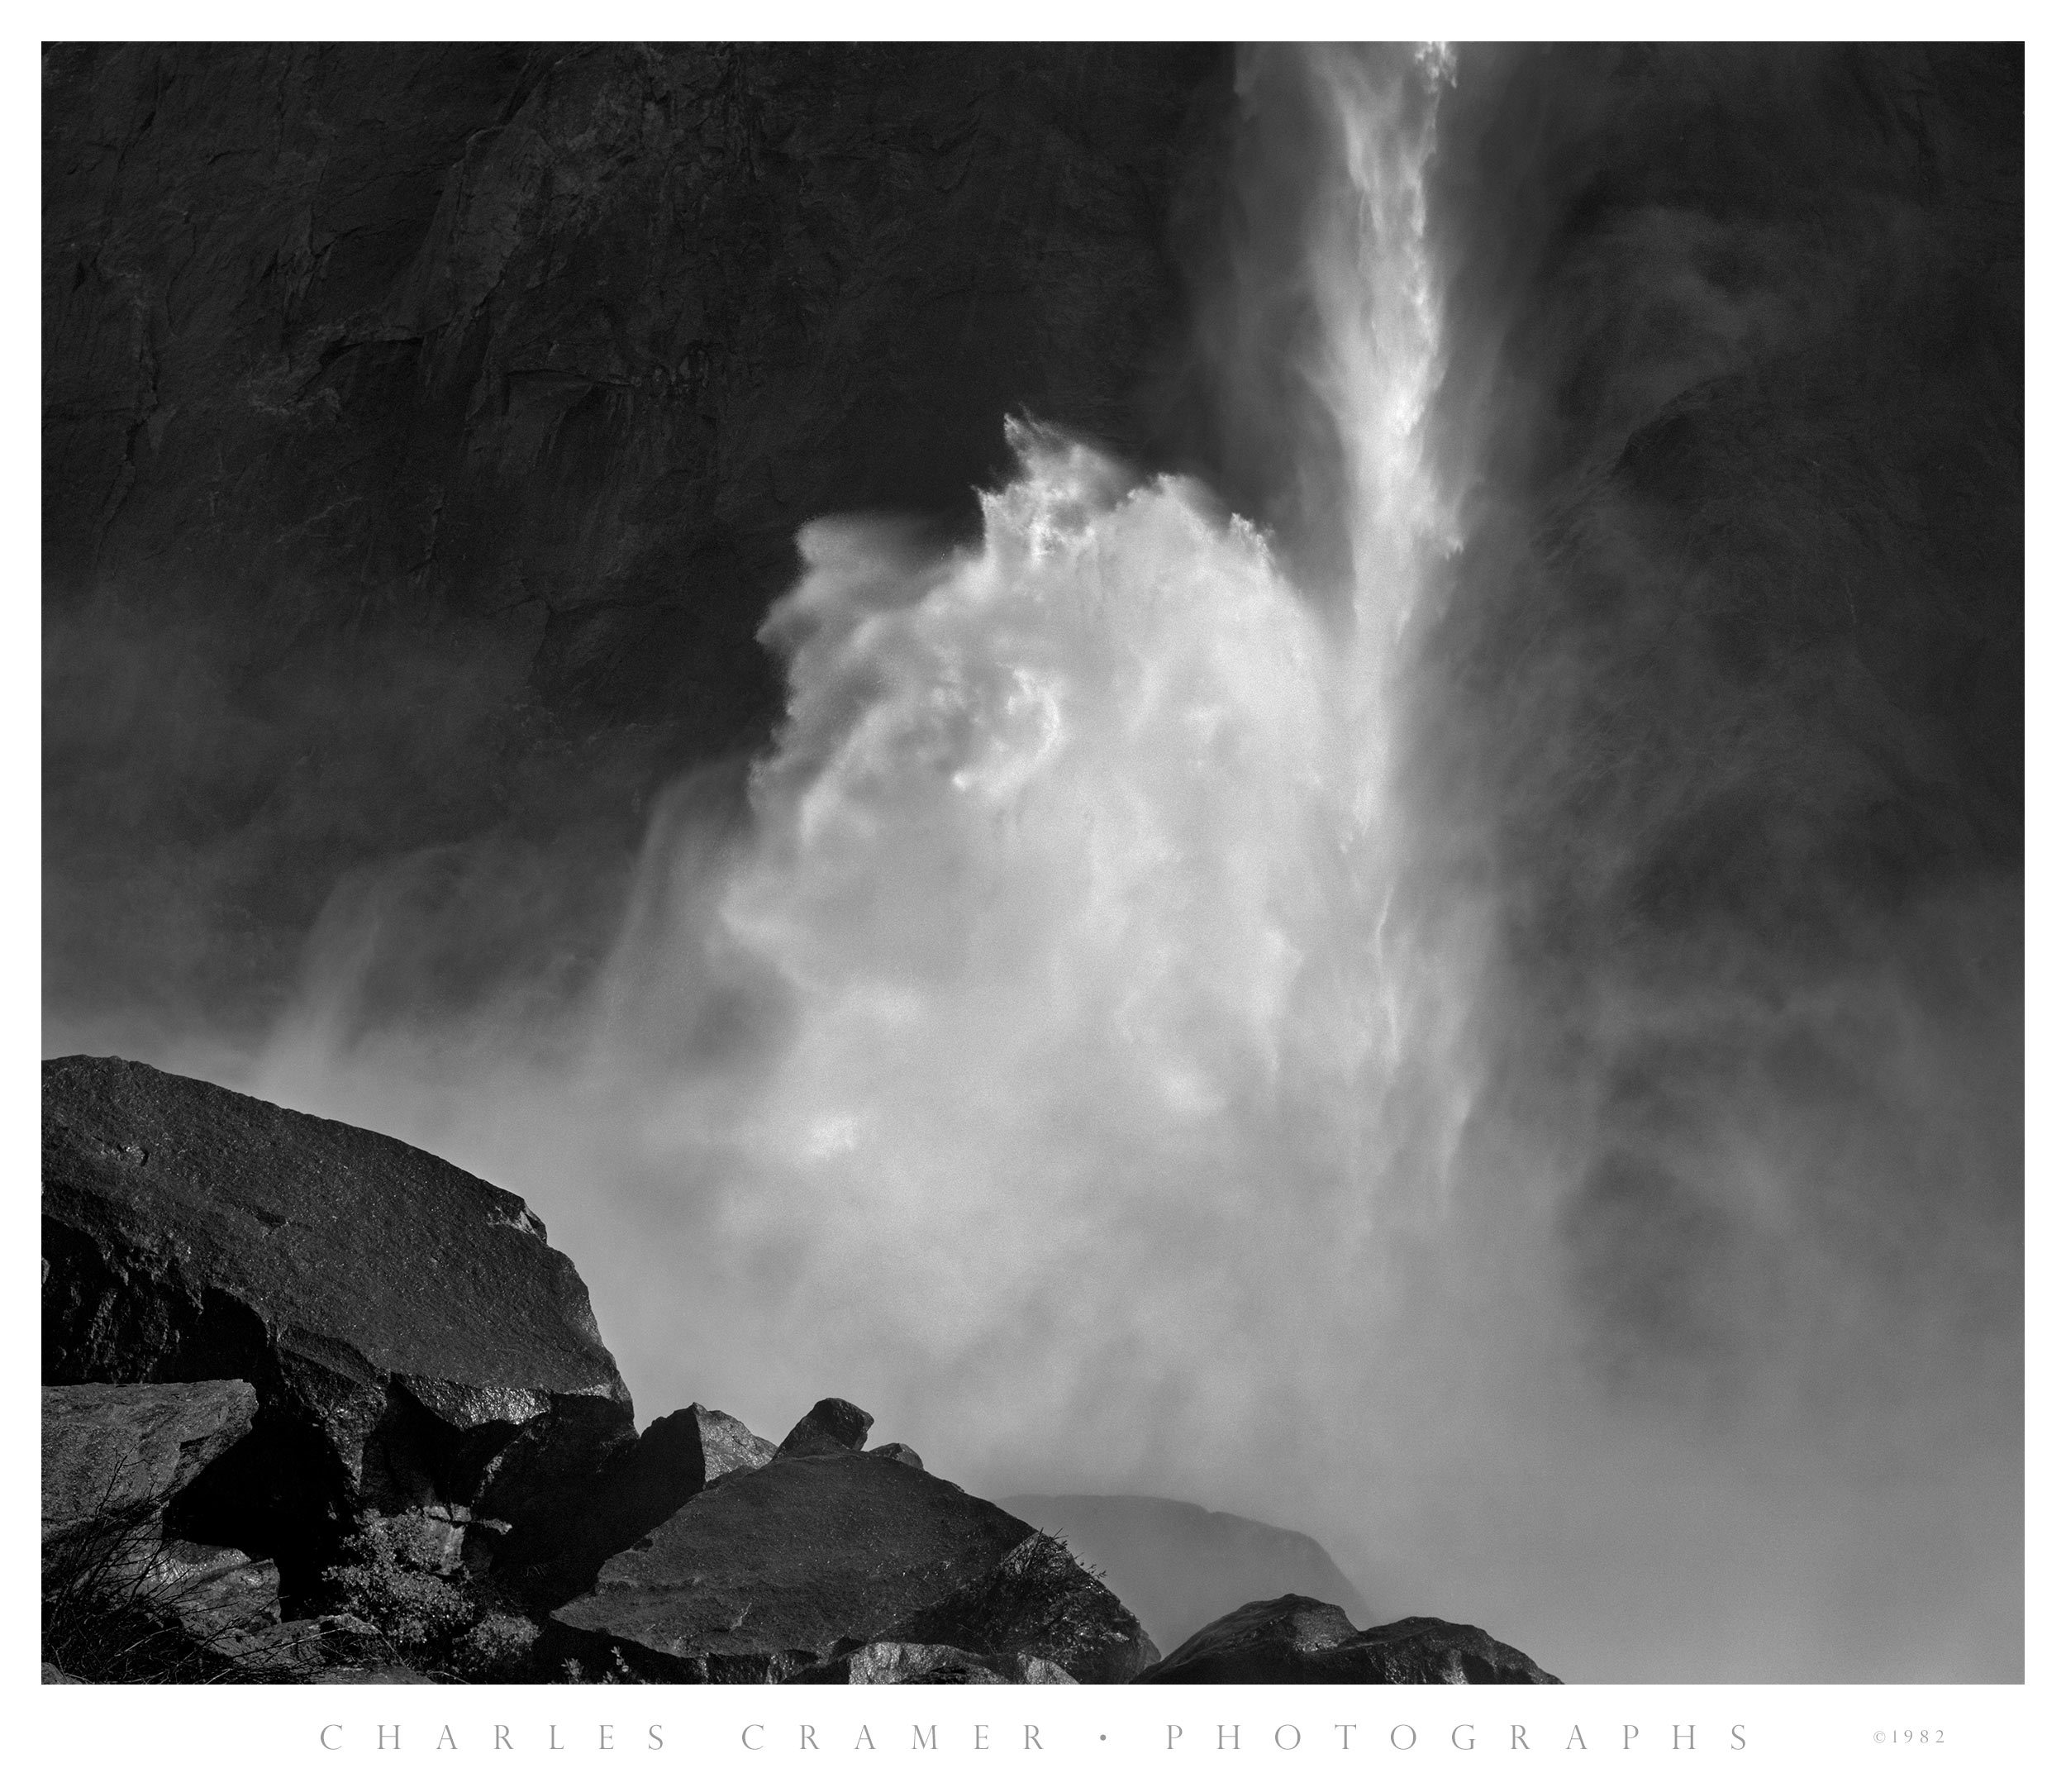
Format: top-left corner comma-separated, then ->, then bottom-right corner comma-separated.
42,1493 -> 248,1684
556,1646 -> 642,1685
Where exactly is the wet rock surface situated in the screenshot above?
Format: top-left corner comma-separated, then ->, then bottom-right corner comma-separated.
1135,1594 -> 1560,1685
999,1491 -> 1373,1652
547,1450 -> 1037,1683
42,1055 -> 634,1585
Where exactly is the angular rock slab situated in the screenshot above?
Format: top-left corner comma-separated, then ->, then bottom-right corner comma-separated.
1135,1594 -> 1559,1684
787,1642 -> 1074,1685
148,1540 -> 283,1641
42,1056 -> 634,1566
893,1531 -> 1157,1683
696,1405 -> 777,1480
549,1451 -> 1036,1682
42,1380 -> 256,1540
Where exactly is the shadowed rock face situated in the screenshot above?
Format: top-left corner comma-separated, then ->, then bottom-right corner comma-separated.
41,1380 -> 256,1542
492,1394 -> 797,1609
547,1451 -> 1037,1683
1135,1594 -> 1559,1685
493,1399 -> 710,1607
998,1491 -> 1373,1653
41,1055 -> 634,1588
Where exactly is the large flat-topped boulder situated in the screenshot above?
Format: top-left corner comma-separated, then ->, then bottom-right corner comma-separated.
42,1056 -> 634,1573
549,1451 -> 1037,1682
42,1380 -> 256,1541
1135,1594 -> 1559,1684
998,1492 -> 1373,1651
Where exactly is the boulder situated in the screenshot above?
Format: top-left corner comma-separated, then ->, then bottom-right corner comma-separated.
42,1056 -> 636,1588
547,1451 -> 1036,1682
997,1492 -> 1373,1652
1134,1594 -> 1559,1685
696,1405 -> 777,1480
786,1642 -> 1074,1685
778,1397 -> 873,1456
869,1442 -> 925,1470
1140,1592 -> 1356,1675
147,1541 -> 283,1641
1336,1614 -> 1563,1684
42,1380 -> 256,1541
890,1532 -> 1157,1683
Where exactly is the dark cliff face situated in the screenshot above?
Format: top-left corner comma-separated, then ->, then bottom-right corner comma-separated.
43,41 -> 1228,1041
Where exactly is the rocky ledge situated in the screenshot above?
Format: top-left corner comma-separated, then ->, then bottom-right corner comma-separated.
41,1056 -> 1558,1685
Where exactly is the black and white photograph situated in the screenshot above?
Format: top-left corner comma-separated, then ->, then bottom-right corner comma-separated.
34,14 -> 2033,1758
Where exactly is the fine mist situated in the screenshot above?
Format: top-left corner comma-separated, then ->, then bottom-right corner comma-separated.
50,45 -> 2021,1683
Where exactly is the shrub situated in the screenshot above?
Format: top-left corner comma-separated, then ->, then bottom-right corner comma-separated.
450,1611 -> 543,1679
323,1513 -> 476,1656
323,1511 -> 545,1681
